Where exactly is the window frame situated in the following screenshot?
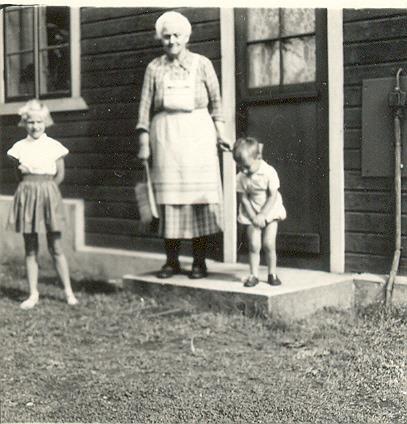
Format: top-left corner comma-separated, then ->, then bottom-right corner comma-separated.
0,6 -> 87,115
235,8 -> 326,104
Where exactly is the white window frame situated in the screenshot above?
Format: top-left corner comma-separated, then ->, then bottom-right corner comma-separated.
0,6 -> 87,115
220,8 -> 237,263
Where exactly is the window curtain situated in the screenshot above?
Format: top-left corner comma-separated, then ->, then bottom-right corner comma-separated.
38,7 -> 49,95
6,8 -> 34,96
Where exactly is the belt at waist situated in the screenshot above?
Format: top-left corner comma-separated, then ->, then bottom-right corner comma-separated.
22,174 -> 54,182
155,106 -> 208,115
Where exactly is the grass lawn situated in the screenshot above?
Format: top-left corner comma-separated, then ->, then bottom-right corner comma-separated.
0,262 -> 406,423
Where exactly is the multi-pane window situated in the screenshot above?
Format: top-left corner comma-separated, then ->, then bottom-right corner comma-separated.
246,8 -> 316,88
3,5 -> 71,101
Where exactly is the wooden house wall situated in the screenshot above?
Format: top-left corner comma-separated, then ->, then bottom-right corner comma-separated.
0,7 -> 221,253
343,9 -> 407,273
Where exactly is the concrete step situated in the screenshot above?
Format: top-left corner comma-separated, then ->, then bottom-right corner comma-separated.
123,261 -> 354,320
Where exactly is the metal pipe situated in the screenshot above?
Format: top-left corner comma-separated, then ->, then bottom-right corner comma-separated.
385,89 -> 403,310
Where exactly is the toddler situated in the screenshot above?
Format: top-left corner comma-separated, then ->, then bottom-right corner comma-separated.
233,137 -> 286,287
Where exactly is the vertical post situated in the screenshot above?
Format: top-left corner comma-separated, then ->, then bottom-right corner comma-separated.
220,8 -> 237,263
327,9 -> 345,273
33,6 -> 40,98
70,7 -> 81,99
386,109 -> 403,309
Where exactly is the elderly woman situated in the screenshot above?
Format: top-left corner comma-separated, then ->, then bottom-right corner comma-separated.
136,11 -> 228,279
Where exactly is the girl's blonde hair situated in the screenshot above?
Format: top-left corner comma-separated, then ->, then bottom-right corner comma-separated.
18,99 -> 54,128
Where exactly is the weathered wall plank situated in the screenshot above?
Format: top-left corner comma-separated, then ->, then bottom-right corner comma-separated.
343,8 -> 407,273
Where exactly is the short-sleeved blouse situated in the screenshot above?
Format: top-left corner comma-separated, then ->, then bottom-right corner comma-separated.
136,50 -> 224,132
7,133 -> 69,175
236,160 -> 286,224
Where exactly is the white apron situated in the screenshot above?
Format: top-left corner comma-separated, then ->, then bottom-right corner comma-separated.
151,108 -> 221,205
150,55 -> 222,205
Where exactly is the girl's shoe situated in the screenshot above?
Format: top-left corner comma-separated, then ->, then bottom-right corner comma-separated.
267,274 -> 282,286
20,293 -> 39,310
243,275 -> 259,287
66,293 -> 79,305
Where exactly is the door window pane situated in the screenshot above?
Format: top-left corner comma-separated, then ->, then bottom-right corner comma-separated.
282,37 -> 316,84
281,8 -> 315,37
247,8 -> 279,41
246,8 -> 316,88
248,42 -> 280,88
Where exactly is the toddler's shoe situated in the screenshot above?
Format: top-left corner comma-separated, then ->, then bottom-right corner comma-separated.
243,275 -> 259,287
267,274 -> 282,286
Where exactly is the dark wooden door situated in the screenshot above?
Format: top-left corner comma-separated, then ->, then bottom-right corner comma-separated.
235,8 -> 330,270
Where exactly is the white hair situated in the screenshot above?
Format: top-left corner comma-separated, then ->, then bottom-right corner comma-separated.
18,99 -> 54,128
155,11 -> 192,39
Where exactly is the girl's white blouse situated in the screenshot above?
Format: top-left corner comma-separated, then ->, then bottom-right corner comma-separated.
7,133 -> 69,175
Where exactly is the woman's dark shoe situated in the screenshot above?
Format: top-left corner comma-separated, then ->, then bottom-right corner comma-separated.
267,274 -> 282,286
157,262 -> 181,279
189,263 -> 208,279
243,275 -> 259,287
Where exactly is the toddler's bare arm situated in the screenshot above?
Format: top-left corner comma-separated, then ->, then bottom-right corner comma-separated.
240,193 -> 258,222
259,188 -> 278,218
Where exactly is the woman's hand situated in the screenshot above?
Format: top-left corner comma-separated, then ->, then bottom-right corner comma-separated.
137,131 -> 150,160
217,139 -> 232,152
214,121 -> 231,152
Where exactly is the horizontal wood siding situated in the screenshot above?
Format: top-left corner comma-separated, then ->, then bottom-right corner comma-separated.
0,7 -> 221,253
343,9 -> 407,274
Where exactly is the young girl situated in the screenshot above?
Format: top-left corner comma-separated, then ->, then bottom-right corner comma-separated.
7,99 -> 78,309
233,137 -> 286,287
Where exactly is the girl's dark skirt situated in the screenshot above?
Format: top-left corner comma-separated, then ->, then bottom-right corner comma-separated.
7,174 -> 65,234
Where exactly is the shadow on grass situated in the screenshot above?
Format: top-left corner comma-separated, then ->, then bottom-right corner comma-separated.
40,275 -> 119,295
138,270 -> 241,283
0,284 -> 27,301
0,283 -> 63,303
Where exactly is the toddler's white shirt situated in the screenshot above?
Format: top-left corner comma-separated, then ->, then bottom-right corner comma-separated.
236,159 -> 286,224
7,133 -> 69,175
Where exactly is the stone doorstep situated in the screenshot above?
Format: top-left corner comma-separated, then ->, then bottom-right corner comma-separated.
123,261 -> 355,320
353,273 -> 407,308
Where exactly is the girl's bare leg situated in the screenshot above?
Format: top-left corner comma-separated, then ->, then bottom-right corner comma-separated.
21,234 -> 40,309
47,232 -> 78,305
